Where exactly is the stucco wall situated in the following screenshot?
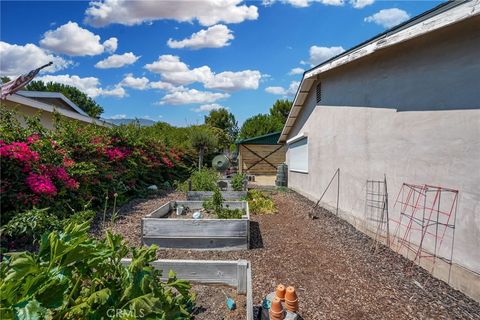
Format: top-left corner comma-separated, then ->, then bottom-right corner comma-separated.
317,15 -> 480,111
3,101 -> 55,129
285,17 -> 480,301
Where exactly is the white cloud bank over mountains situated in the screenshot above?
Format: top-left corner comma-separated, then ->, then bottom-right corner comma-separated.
84,0 -> 259,27
40,21 -> 117,56
167,24 -> 234,49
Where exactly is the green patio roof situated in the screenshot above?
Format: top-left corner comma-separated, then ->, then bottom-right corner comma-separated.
235,131 -> 282,145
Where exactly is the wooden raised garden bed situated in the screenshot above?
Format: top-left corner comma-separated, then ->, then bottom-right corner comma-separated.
142,200 -> 250,250
186,190 -> 247,200
121,259 -> 253,320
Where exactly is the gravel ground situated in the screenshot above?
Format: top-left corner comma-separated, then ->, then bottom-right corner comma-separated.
92,190 -> 480,319
193,284 -> 246,320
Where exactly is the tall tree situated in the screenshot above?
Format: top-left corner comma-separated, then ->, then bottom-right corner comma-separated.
269,99 -> 292,123
238,114 -> 283,140
25,80 -> 103,118
204,108 -> 238,143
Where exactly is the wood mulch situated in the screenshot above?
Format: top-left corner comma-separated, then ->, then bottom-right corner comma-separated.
91,190 -> 480,320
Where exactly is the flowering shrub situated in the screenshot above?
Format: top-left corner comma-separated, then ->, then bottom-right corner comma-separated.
0,108 -> 192,226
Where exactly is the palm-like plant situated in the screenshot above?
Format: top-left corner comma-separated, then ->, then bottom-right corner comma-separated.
190,129 -> 218,169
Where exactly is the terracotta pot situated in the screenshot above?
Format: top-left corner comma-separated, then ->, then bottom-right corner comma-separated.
284,286 -> 299,312
269,297 -> 285,320
275,284 -> 286,301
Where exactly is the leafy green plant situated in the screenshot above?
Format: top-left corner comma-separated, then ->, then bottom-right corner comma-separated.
202,189 -> 244,219
0,208 -> 60,242
247,190 -> 277,215
216,208 -> 244,219
231,173 -> 246,191
0,222 -> 195,319
179,168 -> 219,192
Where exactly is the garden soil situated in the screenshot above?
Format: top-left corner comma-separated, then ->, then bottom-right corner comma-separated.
92,190 -> 480,319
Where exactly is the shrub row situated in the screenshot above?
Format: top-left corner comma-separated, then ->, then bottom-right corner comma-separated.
0,108 -> 193,228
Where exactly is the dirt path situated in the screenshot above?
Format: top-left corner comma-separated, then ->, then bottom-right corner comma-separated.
92,190 -> 480,319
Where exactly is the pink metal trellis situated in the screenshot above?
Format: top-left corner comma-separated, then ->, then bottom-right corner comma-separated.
391,183 -> 458,281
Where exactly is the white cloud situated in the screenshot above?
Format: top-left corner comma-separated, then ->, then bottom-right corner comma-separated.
192,103 -> 228,113
264,0 -> 344,8
167,24 -> 234,49
149,81 -> 180,92
204,70 -> 262,91
145,55 -> 212,85
102,86 -> 126,98
120,73 -> 150,90
160,88 -> 229,105
102,37 -> 118,53
350,0 -> 374,9
0,41 -> 71,77
309,45 -> 345,66
365,8 -> 410,28
36,74 -> 125,98
95,52 -> 140,69
110,114 -> 127,119
85,0 -> 258,27
145,55 -> 261,91
288,67 -> 305,75
40,21 -> 117,56
265,81 -> 299,96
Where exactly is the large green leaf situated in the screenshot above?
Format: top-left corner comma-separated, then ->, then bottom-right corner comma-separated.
13,299 -> 48,320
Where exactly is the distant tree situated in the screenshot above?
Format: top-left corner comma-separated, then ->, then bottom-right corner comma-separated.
269,99 -> 292,124
25,80 -> 103,118
238,114 -> 283,140
190,128 -> 218,169
204,108 -> 239,143
1,77 -> 11,84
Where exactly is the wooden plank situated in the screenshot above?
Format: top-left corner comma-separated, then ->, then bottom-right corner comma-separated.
237,260 -> 248,294
246,262 -> 253,320
143,236 -> 248,250
120,259 -> 240,287
120,259 -> 252,318
147,201 -> 172,218
143,219 -> 248,237
186,191 -> 247,201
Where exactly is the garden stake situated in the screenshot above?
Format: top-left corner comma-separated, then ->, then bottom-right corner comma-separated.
222,290 -> 236,310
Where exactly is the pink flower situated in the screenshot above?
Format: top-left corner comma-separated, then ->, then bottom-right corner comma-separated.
63,157 -> 75,167
0,142 -> 40,163
64,178 -> 79,190
26,173 -> 57,196
105,147 -> 129,161
161,156 -> 174,168
26,134 -> 40,144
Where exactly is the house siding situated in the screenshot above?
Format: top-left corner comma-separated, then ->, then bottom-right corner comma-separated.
286,17 -> 480,301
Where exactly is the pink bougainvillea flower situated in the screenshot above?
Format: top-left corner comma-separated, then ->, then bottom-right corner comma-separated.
0,142 -> 40,163
26,134 -> 40,144
64,178 -> 79,190
26,173 -> 57,196
161,156 -> 174,168
63,157 -> 75,167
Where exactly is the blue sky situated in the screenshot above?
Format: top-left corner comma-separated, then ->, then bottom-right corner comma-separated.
1,0 -> 442,126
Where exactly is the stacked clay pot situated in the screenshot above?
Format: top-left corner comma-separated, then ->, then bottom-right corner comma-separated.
269,297 -> 285,320
284,286 -> 299,312
275,284 -> 286,301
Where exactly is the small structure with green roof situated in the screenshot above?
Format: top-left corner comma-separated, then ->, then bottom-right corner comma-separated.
235,132 -> 285,176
